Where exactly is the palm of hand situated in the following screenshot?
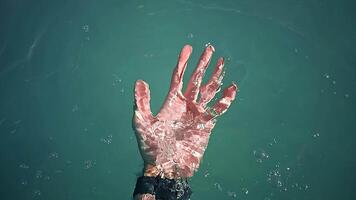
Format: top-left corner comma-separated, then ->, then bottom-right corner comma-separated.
133,44 -> 237,178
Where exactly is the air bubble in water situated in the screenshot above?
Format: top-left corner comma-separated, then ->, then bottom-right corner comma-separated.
35,170 -> 43,179
144,53 -> 154,58
49,152 -> 59,159
84,160 -> 96,169
253,149 -> 269,163
227,191 -> 237,198
20,179 -> 28,185
204,170 -> 210,178
214,182 -> 223,191
312,132 -> 320,138
242,187 -> 248,195
72,104 -> 79,112
267,166 -> 283,188
100,134 -> 113,144
277,180 -> 282,187
268,138 -> 277,146
305,184 -> 309,190
112,74 -> 122,86
33,190 -> 41,197
82,24 -> 89,32
19,163 -> 29,169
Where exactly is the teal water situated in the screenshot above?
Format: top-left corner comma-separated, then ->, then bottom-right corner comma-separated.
1,0 -> 355,199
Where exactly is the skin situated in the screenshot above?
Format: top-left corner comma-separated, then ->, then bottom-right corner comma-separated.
133,44 -> 238,200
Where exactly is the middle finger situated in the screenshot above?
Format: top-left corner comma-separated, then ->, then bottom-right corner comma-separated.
184,44 -> 215,102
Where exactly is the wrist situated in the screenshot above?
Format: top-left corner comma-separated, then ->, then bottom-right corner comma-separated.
134,194 -> 156,200
143,164 -> 161,177
143,164 -> 186,179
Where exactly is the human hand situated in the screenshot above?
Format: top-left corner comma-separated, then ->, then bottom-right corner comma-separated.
133,44 -> 237,179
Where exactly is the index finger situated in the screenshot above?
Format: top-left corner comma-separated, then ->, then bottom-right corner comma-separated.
168,44 -> 192,94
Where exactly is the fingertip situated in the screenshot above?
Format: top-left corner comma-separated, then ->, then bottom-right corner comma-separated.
231,82 -> 238,90
182,44 -> 193,53
231,83 -> 238,100
135,79 -> 147,88
179,45 -> 193,63
223,83 -> 238,98
135,79 -> 143,85
217,57 -> 225,69
225,82 -> 237,91
135,80 -> 150,96
205,43 -> 215,52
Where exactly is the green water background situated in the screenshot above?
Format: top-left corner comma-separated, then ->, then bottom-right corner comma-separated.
0,0 -> 355,199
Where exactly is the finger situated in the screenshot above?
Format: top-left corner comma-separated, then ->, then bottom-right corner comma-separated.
168,44 -> 192,94
205,83 -> 237,121
184,44 -> 215,102
199,57 -> 225,107
134,80 -> 153,120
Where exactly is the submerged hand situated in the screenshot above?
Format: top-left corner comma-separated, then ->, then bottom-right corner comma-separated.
133,44 -> 237,179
